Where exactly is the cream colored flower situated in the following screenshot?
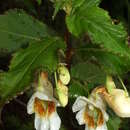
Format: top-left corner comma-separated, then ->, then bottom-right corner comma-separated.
102,88 -> 130,118
102,75 -> 130,117
27,72 -> 61,130
72,92 -> 109,130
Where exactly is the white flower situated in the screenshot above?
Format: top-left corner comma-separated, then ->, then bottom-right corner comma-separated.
27,72 -> 61,130
72,92 -> 109,130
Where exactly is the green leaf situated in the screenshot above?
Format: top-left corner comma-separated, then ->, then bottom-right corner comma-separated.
93,52 -> 130,74
37,0 -> 42,5
107,116 -> 121,130
0,10 -> 53,52
52,0 -> 100,17
76,46 -> 130,74
66,2 -> 130,62
0,37 -> 65,106
69,80 -> 88,99
71,62 -> 106,84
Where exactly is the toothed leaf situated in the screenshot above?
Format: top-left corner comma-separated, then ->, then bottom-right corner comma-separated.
0,37 -> 65,106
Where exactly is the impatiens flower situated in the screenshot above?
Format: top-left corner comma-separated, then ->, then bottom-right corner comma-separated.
72,91 -> 109,130
27,72 -> 61,130
102,88 -> 130,118
101,75 -> 130,117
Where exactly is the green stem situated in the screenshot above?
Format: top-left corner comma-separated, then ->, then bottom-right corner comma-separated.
118,76 -> 129,96
54,71 -> 58,89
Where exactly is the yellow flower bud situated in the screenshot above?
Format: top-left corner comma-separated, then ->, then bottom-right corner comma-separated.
57,65 -> 70,85
57,80 -> 68,107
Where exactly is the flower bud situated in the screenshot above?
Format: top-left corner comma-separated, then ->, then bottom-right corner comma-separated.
57,65 -> 70,85
57,80 -> 68,107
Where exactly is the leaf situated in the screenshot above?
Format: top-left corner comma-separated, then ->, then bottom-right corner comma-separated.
107,116 -> 121,130
93,52 -> 130,74
52,0 -> 65,18
69,80 -> 88,99
37,0 -> 42,5
66,1 -> 130,62
0,37 -> 65,106
52,0 -> 100,18
71,62 -> 106,84
0,10 -> 53,52
76,47 -> 130,74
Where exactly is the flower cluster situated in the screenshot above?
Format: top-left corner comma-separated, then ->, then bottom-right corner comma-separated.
27,70 -> 130,130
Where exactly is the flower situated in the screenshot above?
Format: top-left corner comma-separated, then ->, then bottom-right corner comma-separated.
72,90 -> 109,130
102,88 -> 130,118
101,75 -> 130,117
27,72 -> 61,130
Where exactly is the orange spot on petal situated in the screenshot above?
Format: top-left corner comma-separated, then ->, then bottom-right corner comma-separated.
84,108 -> 95,128
48,102 -> 56,116
97,110 -> 104,126
34,98 -> 45,117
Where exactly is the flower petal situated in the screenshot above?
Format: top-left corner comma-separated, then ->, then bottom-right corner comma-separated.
41,118 -> 49,130
34,91 -> 58,104
96,123 -> 108,130
100,109 -> 109,121
76,108 -> 85,125
72,96 -> 87,112
85,124 -> 95,130
38,72 -> 53,96
49,111 -> 61,130
35,114 -> 42,130
90,94 -> 106,110
27,93 -> 36,114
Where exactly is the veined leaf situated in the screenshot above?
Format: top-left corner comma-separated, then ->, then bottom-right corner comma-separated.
0,37 -> 65,106
0,10 -> 53,52
52,0 -> 100,17
69,80 -> 87,99
66,2 -> 130,61
107,116 -> 121,130
76,47 -> 130,74
71,62 -> 106,84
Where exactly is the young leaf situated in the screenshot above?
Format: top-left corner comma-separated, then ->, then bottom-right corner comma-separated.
0,10 -> 53,52
0,37 -> 65,106
52,0 -> 100,17
71,62 -> 106,84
